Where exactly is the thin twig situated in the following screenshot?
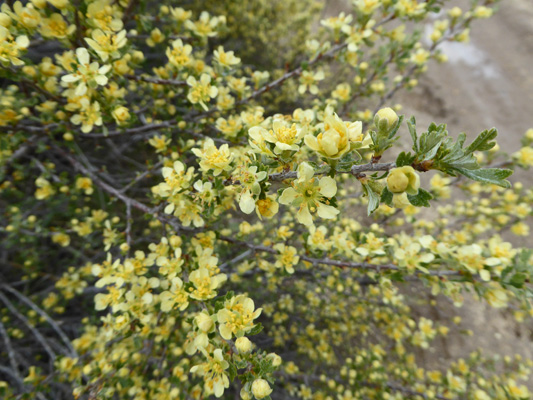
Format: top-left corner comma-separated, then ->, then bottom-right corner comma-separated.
0,285 -> 77,357
0,319 -> 20,377
125,74 -> 187,87
0,291 -> 57,362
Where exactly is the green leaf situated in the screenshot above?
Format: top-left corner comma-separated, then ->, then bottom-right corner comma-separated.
508,273 -> 527,289
248,323 -> 264,336
380,187 -> 393,206
235,360 -> 248,369
408,116 -> 418,152
227,362 -> 238,382
395,151 -> 415,167
454,167 -> 512,188
387,115 -> 405,139
362,183 -> 380,216
466,128 -> 497,153
407,188 -> 432,207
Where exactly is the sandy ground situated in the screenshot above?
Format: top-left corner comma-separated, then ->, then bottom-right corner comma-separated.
398,0 -> 533,162
326,0 -> 533,374
400,0 -> 533,371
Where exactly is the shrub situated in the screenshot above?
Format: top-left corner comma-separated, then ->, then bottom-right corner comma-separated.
0,0 -> 532,399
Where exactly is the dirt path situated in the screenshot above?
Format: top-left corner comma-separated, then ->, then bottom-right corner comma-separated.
326,0 -> 533,374
399,0 -> 533,154
393,0 -> 533,370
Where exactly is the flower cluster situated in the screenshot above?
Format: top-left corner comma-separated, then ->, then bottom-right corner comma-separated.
0,1 -> 531,400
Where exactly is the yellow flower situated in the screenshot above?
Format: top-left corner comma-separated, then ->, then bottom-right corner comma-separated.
304,112 -> 363,159
70,98 -> 103,133
278,162 -> 339,226
170,7 -> 192,22
513,146 -> 533,167
148,135 -> 170,153
250,119 -> 303,155
86,0 -> 123,32
187,73 -> 218,110
320,12 -> 353,31
255,195 -> 279,220
4,1 -> 41,30
191,138 -> 233,176
213,46 -> 240,68
111,106 -> 130,125
273,243 -> 299,274
448,7 -> 462,18
188,268 -> 226,301
61,48 -> 111,96
430,174 -> 450,199
473,6 -> 493,19
85,29 -> 127,62
395,0 -> 426,17
391,192 -> 410,209
511,222 -> 529,237
0,108 -> 21,126
76,177 -> 94,195
410,48 -> 430,66
331,83 -> 351,102
506,379 -> 530,398
394,241 -> 435,272
190,349 -> 229,398
307,225 -> 329,251
185,11 -> 221,38
52,232 -> 70,247
166,38 -> 192,68
154,160 -> 194,200
35,177 -> 55,199
0,26 -> 29,66
159,277 -> 189,311
484,282 -> 509,308
353,0 -> 380,15
298,70 -> 324,95
40,13 -> 75,39
251,379 -> 273,399
215,115 -> 242,138
217,295 -> 262,339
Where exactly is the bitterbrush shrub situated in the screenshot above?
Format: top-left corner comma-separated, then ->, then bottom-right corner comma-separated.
0,0 -> 533,399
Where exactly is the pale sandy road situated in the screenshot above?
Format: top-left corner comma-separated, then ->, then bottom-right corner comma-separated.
404,0 -> 533,151
388,0 -> 533,372
325,0 -> 533,376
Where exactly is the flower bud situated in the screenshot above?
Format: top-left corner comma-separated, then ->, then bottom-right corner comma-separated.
374,107 -> 399,132
48,0 -> 69,9
266,353 -> 282,367
112,106 -> 130,125
0,13 -> 11,27
251,379 -> 272,399
387,166 -> 420,195
31,0 -> 47,8
392,193 -> 411,209
235,337 -> 252,353
449,7 -> 462,18
240,388 -> 252,400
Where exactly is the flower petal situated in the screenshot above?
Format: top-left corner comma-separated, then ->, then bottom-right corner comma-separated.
319,176 -> 337,198
316,202 -> 339,219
